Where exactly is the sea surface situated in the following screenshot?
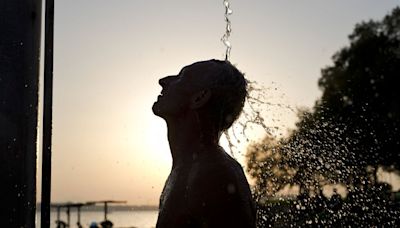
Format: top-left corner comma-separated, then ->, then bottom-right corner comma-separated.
36,210 -> 158,228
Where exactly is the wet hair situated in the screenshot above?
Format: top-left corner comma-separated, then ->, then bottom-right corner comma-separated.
200,59 -> 247,133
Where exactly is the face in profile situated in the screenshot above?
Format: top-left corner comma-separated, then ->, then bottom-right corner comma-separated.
152,62 -> 216,119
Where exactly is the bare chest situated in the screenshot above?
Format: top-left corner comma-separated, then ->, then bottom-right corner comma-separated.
157,166 -> 196,226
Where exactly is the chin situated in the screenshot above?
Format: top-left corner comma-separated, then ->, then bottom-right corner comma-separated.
152,102 -> 164,118
152,102 -> 160,115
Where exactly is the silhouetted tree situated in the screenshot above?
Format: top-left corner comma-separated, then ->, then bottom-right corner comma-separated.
247,7 -> 400,227
316,6 -> 400,175
248,6 -> 400,193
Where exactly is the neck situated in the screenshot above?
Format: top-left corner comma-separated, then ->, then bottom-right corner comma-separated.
165,112 -> 219,168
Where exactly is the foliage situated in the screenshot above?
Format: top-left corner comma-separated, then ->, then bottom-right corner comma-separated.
246,7 -> 400,226
316,7 -> 400,171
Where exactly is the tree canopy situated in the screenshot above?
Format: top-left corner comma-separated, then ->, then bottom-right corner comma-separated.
247,7 -> 400,198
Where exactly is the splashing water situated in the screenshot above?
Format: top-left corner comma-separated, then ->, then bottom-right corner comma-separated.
220,6 -> 400,227
221,80 -> 400,227
244,105 -> 400,227
223,80 -> 296,157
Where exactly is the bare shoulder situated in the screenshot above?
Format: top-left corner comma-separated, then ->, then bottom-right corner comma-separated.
188,149 -> 252,202
193,149 -> 246,184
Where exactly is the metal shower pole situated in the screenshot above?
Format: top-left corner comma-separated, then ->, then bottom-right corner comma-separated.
0,0 -> 42,226
41,0 -> 54,227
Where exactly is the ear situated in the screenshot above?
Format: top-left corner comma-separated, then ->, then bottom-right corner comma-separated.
190,89 -> 212,109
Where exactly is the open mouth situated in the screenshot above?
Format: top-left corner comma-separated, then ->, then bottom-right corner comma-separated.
157,91 -> 164,100
159,89 -> 166,97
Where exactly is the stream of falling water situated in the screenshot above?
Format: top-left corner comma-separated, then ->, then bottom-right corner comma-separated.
221,0 -> 233,61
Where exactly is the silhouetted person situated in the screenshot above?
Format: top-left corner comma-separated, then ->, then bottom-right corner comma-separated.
56,220 -> 67,228
153,60 -> 256,228
329,188 -> 342,211
90,222 -> 100,228
314,191 -> 328,212
100,220 -> 113,228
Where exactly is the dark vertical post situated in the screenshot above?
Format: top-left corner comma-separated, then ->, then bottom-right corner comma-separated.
105,202 -> 108,220
57,207 -> 60,222
41,0 -> 54,227
66,206 -> 70,227
77,206 -> 81,224
0,0 -> 42,227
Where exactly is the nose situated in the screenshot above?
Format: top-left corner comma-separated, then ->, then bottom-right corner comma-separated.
159,75 -> 175,87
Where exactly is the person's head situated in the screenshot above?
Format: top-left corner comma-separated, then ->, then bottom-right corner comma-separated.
153,59 -> 247,136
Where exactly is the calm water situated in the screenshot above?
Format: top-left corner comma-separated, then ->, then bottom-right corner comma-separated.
36,210 -> 158,228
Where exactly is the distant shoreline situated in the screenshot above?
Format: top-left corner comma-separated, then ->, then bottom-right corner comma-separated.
36,204 -> 158,211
